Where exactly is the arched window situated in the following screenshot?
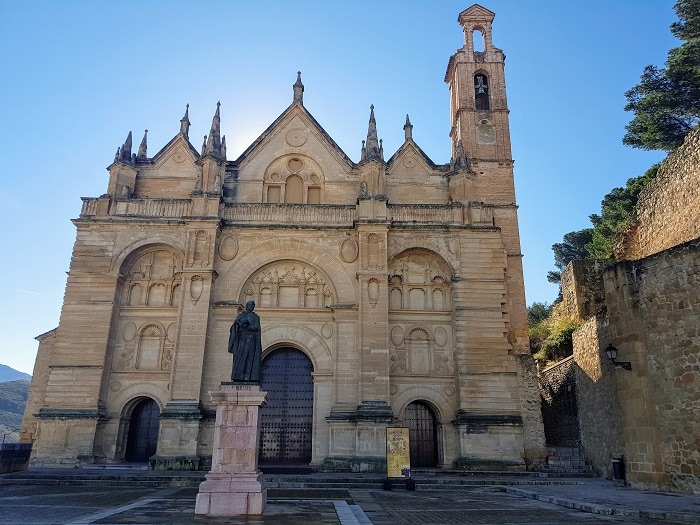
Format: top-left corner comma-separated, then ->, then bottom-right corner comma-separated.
473,29 -> 485,52
263,155 -> 324,204
285,175 -> 303,203
474,74 -> 490,110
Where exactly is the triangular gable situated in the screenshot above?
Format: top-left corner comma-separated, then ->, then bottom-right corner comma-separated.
132,133 -> 201,199
459,4 -> 495,22
386,140 -> 439,172
149,133 -> 200,167
233,102 -> 355,169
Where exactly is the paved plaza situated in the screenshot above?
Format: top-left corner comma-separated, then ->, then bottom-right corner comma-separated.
1,470 -> 699,525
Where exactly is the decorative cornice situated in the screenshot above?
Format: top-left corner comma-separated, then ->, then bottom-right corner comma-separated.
452,412 -> 522,427
37,408 -> 106,420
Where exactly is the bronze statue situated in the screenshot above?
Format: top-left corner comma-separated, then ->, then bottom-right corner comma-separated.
228,300 -> 262,383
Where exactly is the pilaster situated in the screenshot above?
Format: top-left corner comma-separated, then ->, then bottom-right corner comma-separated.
356,212 -> 391,408
155,223 -> 218,469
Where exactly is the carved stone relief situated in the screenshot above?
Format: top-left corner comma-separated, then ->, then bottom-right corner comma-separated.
122,322 -> 137,342
285,129 -> 307,147
388,249 -> 452,311
321,323 -> 333,339
113,322 -> 172,372
340,235 -> 359,263
218,235 -> 238,261
262,154 -> 324,203
242,260 -> 334,308
114,248 -> 181,375
366,233 -> 382,270
190,230 -> 211,267
389,324 -> 453,376
388,236 -> 458,272
367,278 -> 380,308
190,275 -> 204,304
120,248 -> 182,308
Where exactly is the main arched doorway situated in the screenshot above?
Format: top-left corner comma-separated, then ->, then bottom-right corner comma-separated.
404,401 -> 439,467
259,347 -> 314,464
124,398 -> 160,462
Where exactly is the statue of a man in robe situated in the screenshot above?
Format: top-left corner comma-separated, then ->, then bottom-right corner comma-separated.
228,300 -> 262,383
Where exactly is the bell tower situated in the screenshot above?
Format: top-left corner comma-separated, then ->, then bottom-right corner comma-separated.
445,4 -> 512,166
446,4 -> 528,356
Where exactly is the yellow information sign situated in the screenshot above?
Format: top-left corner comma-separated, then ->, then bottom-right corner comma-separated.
386,427 -> 411,478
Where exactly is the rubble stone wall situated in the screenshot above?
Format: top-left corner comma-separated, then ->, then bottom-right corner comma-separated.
572,316 -> 624,478
561,260 -> 606,321
604,240 -> 700,493
614,128 -> 700,261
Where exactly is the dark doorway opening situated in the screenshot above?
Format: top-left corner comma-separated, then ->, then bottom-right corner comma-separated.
259,347 -> 314,465
404,401 -> 438,467
124,398 -> 160,462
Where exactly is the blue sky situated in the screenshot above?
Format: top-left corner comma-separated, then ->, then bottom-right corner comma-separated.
0,1 -> 678,374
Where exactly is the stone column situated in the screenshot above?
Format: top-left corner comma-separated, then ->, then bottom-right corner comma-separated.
195,384 -> 268,516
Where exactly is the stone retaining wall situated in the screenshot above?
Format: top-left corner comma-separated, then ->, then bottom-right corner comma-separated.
614,128 -> 700,261
572,316 -> 624,478
604,240 -> 700,493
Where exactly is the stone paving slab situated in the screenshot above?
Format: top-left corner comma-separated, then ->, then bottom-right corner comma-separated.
502,479 -> 700,523
2,472 -> 700,524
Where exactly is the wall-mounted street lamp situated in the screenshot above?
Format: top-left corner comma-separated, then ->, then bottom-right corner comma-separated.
605,344 -> 632,371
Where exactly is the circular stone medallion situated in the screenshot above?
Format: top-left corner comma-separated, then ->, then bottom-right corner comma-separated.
286,130 -> 307,147
173,149 -> 186,163
434,326 -> 448,347
218,235 -> 239,261
321,323 -> 333,339
122,322 -> 137,342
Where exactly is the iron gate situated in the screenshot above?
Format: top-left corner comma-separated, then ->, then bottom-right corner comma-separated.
125,398 -> 160,462
404,401 -> 438,467
259,347 -> 314,464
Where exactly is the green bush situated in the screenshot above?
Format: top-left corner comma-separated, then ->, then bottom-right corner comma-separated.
528,303 -> 580,366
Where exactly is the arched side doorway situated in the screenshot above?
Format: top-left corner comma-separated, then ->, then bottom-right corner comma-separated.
259,347 -> 314,464
124,398 -> 160,462
404,401 -> 439,468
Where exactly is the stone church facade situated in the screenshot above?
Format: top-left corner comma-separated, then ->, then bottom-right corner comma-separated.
21,5 -> 545,471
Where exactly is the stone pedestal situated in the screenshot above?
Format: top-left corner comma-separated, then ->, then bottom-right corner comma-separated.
195,384 -> 268,516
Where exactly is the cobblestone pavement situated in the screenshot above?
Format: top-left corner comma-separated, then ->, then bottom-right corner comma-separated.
1,482 -> 698,525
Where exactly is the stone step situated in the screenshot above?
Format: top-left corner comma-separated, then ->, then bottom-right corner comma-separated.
0,469 -> 587,489
542,446 -> 591,476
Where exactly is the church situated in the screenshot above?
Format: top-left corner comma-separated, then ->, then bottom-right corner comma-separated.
21,4 -> 545,472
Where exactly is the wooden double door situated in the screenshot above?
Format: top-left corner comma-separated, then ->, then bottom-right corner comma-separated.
258,347 -> 314,464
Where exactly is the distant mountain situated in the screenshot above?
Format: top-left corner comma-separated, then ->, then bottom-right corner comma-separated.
0,379 -> 30,443
0,364 -> 31,383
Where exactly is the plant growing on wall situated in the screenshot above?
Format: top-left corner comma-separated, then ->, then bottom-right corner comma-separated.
529,302 -> 581,366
